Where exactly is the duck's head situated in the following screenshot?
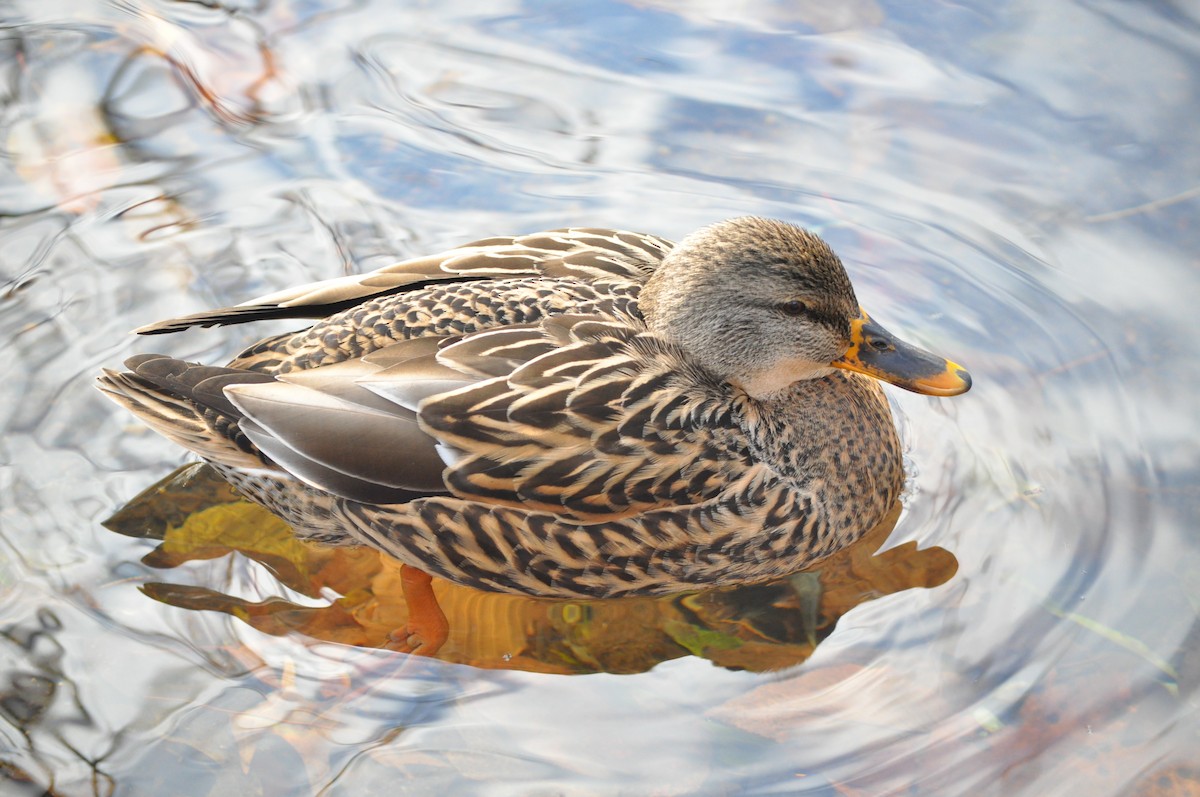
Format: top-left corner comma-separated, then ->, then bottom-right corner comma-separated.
638,217 -> 971,400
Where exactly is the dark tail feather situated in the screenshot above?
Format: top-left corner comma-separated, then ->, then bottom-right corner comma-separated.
95,356 -> 272,469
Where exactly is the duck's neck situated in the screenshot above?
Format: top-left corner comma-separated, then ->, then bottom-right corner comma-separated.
737,373 -> 903,505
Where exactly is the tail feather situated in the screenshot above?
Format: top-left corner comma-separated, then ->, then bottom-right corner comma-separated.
96,360 -> 270,470
98,353 -> 448,505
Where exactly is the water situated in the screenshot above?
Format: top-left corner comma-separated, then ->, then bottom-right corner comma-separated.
2,0 -> 1199,794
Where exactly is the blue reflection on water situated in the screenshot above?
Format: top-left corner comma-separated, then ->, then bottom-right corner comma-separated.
0,0 -> 1198,794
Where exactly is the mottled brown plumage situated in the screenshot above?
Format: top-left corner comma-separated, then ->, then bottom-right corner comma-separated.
98,218 -> 969,598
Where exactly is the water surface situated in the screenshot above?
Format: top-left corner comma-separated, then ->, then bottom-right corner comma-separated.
2,1 -> 1198,794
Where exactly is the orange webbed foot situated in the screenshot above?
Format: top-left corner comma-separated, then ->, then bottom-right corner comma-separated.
388,565 -> 449,656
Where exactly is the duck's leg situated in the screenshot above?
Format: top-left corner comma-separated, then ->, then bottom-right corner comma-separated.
390,564 -> 449,656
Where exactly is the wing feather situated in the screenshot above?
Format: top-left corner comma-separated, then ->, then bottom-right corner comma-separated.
136,229 -> 672,335
224,380 -> 447,495
415,315 -> 756,520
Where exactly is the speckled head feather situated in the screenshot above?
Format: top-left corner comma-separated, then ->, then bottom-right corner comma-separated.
639,217 -> 861,397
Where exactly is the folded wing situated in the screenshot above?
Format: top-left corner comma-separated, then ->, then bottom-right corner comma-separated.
135,229 -> 673,334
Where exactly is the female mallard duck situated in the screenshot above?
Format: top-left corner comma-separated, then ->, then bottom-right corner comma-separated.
99,217 -> 970,601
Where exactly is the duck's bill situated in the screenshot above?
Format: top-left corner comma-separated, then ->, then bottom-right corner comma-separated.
831,311 -> 972,396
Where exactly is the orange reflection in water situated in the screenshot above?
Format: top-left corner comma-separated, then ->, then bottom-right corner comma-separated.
105,464 -> 956,675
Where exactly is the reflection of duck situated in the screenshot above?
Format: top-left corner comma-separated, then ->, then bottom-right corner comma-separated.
98,218 -> 969,620
105,464 -> 958,674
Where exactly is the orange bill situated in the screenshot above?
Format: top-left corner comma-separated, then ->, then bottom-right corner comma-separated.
832,310 -> 971,396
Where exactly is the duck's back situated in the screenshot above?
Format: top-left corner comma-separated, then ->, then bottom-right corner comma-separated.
136,228 -> 674,338
230,276 -> 644,374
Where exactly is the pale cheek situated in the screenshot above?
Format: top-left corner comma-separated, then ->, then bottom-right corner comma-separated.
740,357 -> 835,399
781,356 -> 837,382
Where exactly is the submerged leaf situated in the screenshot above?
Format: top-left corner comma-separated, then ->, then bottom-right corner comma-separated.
662,619 -> 744,657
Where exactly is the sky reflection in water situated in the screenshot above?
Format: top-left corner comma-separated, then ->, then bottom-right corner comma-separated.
1,0 -> 1198,794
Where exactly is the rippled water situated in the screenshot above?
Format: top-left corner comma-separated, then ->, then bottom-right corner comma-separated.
2,1 -> 1199,794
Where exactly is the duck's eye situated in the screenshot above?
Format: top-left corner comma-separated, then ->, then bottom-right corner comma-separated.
778,300 -> 808,317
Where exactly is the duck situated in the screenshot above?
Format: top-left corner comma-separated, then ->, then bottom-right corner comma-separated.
98,217 -> 970,606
